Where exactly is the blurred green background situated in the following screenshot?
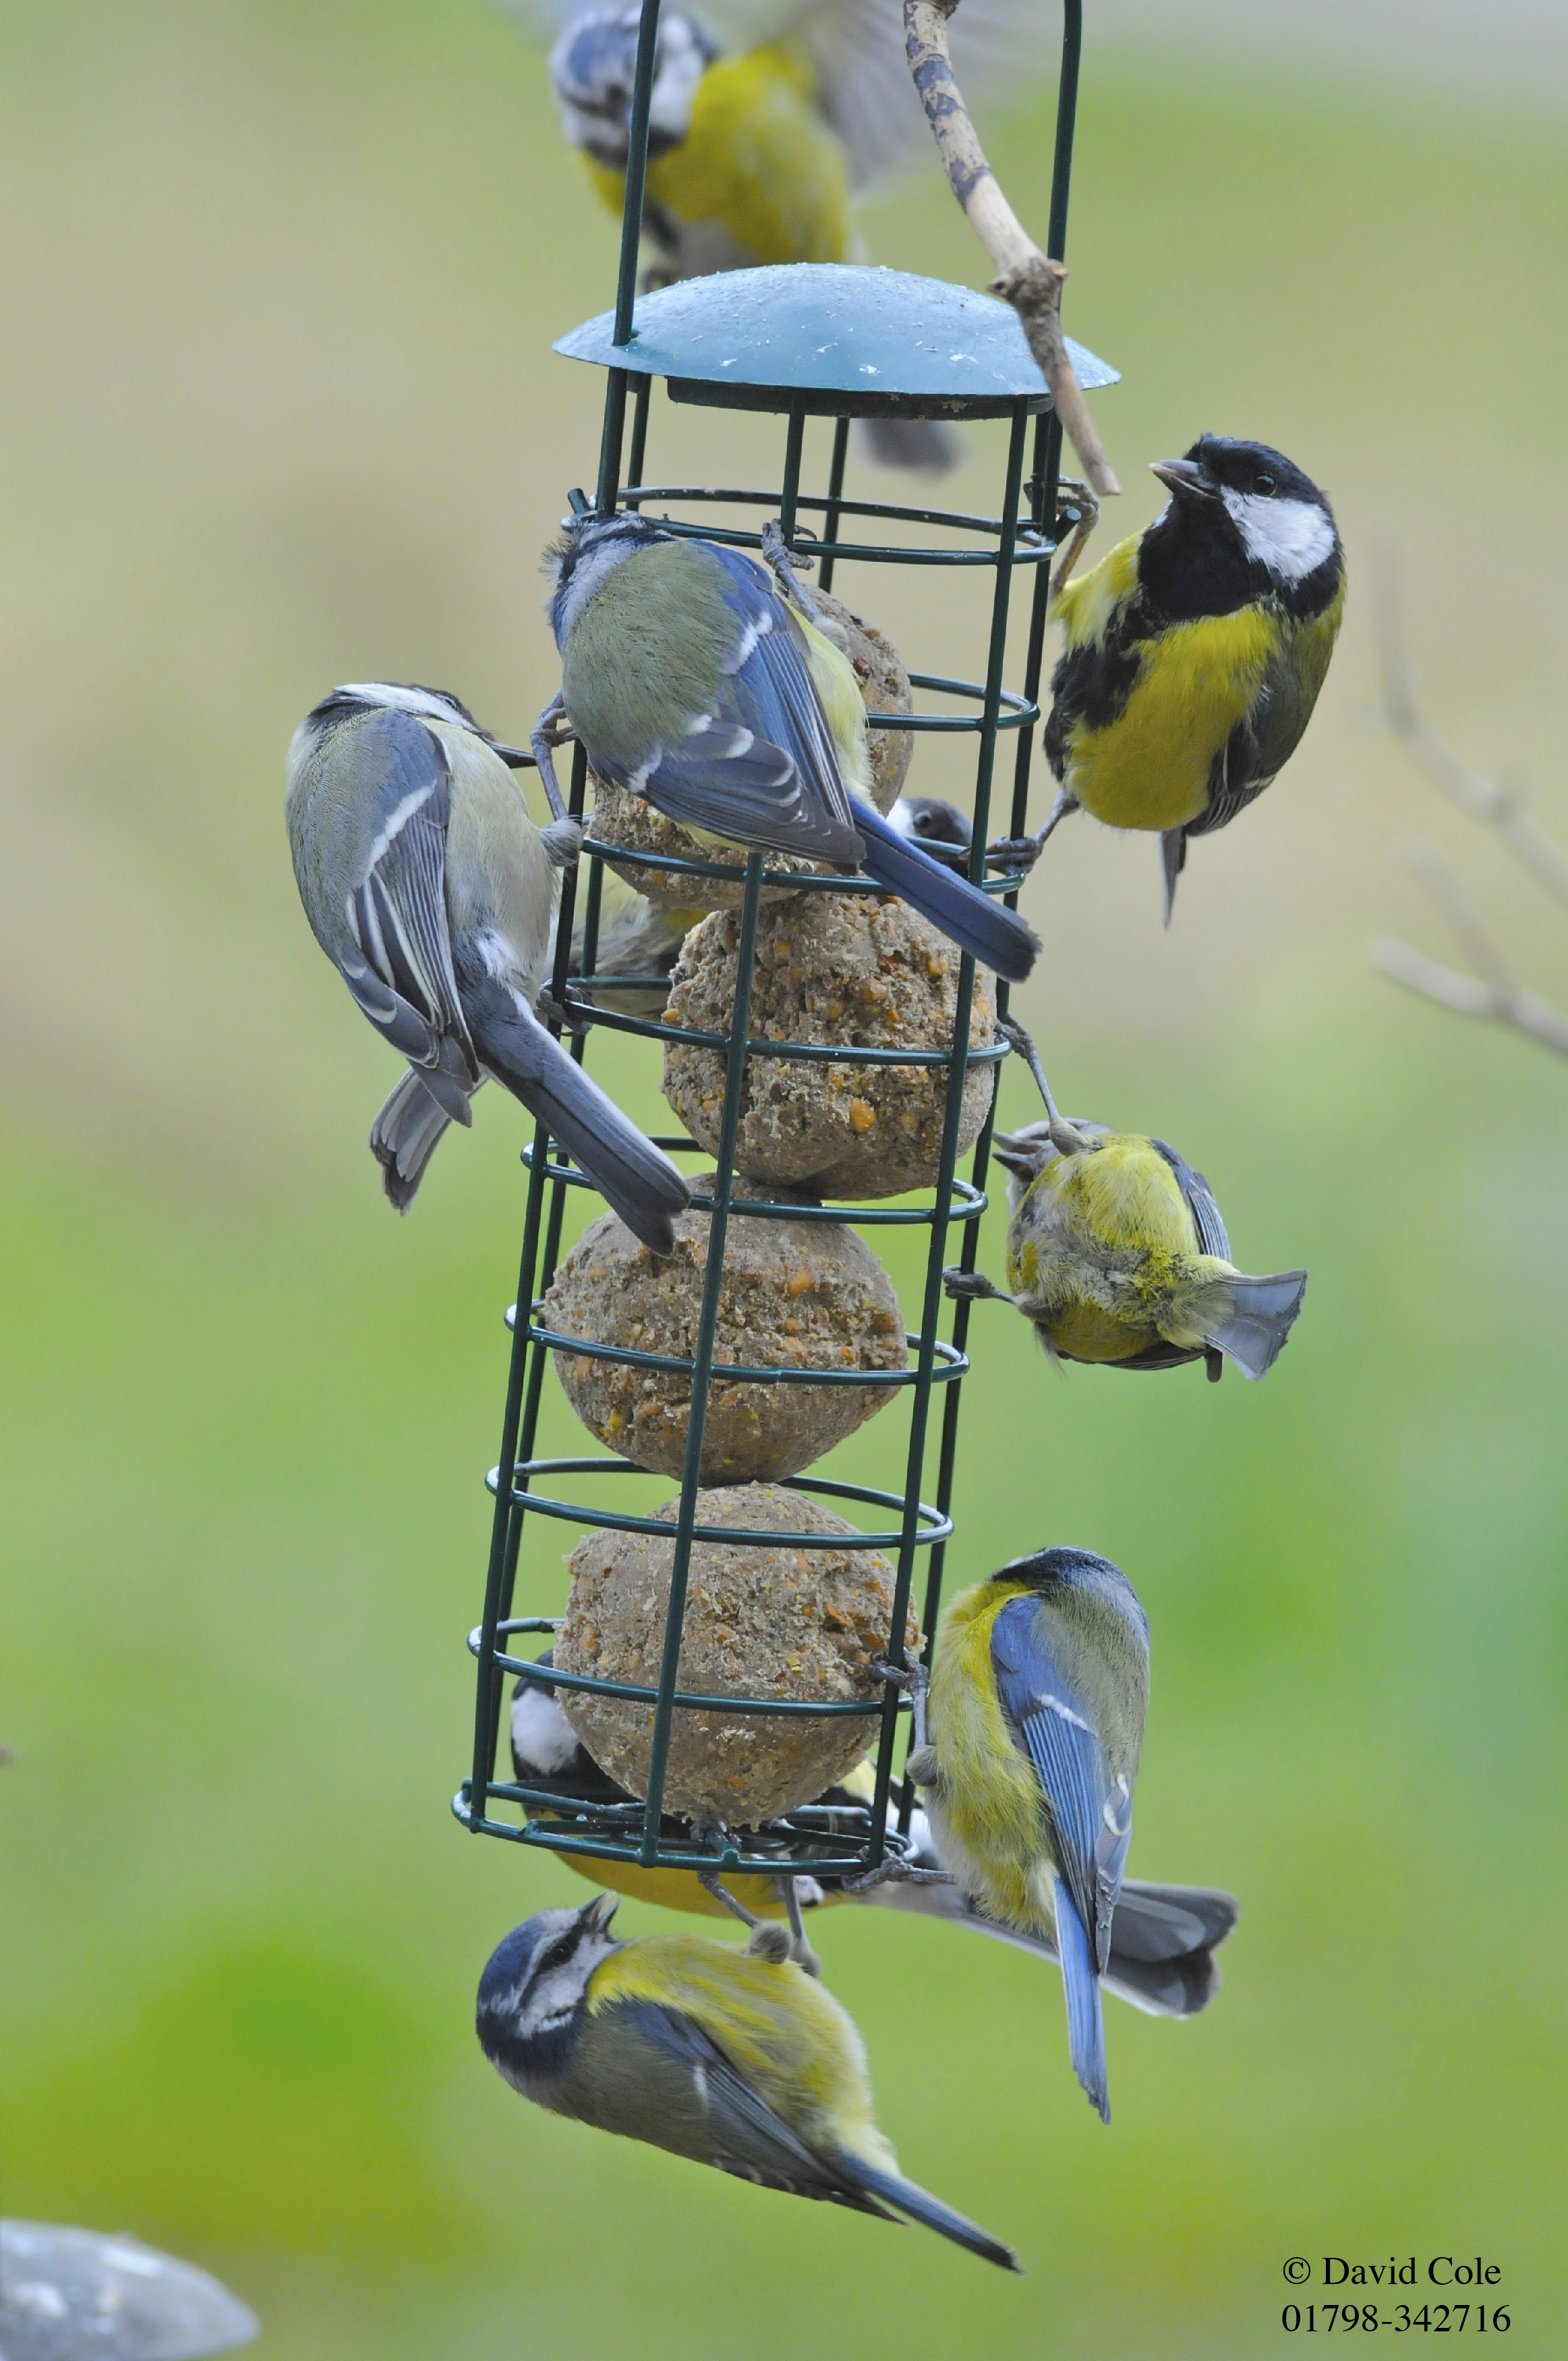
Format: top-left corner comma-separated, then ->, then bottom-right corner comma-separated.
3,3 -> 1566,2353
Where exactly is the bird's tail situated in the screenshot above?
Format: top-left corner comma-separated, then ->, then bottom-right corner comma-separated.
852,417 -> 961,477
1100,1880 -> 1239,2020
846,1856 -> 1237,2022
464,980 -> 689,1255
1198,1270 -> 1308,1380
1161,828 -> 1187,926
369,1067 -> 468,1212
855,802 -> 1039,983
1055,1874 -> 1109,2122
842,2158 -> 1020,2272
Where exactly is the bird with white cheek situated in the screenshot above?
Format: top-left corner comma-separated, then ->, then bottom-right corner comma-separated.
1012,434 -> 1345,919
476,1893 -> 1021,2267
286,681 -> 689,1247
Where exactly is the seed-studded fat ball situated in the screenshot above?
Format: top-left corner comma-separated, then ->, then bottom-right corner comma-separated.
588,584 -> 913,913
542,1177 -> 906,1484
664,892 -> 997,1199
554,1485 -> 921,1824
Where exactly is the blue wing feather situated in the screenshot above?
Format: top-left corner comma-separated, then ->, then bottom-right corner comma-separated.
638,546 -> 863,865
991,1595 -> 1130,1974
1151,1137 -> 1229,1259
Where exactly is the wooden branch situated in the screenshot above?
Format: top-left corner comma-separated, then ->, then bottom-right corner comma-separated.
903,0 -> 1120,499
1373,541 -> 1568,912
1370,938 -> 1568,1060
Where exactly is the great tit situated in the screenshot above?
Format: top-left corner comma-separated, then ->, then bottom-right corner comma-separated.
509,1670 -> 1237,2015
947,1019 -> 1307,1379
511,1 -> 1045,471
1029,435 -> 1344,920
547,511 -> 1039,982
477,1894 -> 1020,2267
368,871 -> 698,1199
286,681 -> 689,1250
911,1546 -> 1151,2122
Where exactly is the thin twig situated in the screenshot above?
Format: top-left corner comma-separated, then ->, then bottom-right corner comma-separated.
902,0 -> 1120,500
1371,938 -> 1568,1059
1372,542 -> 1568,911
1400,842 -> 1515,994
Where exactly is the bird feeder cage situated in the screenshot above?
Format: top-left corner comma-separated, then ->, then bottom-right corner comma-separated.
455,0 -> 1116,1892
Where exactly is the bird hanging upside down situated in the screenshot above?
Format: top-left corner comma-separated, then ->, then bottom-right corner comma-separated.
946,1019 -> 1307,1379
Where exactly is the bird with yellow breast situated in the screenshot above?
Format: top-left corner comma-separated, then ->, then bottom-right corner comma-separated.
1006,434 -> 1345,919
502,1 -> 1049,469
947,1020 -> 1307,1379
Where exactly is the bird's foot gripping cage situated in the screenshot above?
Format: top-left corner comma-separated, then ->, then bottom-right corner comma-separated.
455,0 -> 1115,1895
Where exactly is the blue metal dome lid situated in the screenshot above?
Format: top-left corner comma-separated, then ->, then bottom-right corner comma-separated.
553,262 -> 1117,417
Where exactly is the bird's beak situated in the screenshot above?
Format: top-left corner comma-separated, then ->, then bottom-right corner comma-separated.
579,1892 -> 619,1935
490,741 -> 537,770
1149,457 -> 1217,501
992,1132 -> 1045,1180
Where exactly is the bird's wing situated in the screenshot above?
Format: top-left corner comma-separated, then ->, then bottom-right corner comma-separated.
990,1592 -> 1130,1974
336,708 -> 478,1096
1149,1139 -> 1231,1260
498,1 -> 1050,192
644,545 -> 864,863
616,1999 -> 895,2215
681,1 -> 1051,190
801,0 -> 1053,190
1185,726 -> 1279,842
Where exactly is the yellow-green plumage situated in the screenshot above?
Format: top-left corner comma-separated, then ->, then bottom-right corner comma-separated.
1008,1131 -> 1236,1363
988,1112 -> 1308,1379
925,1581 -> 1055,1935
793,604 -> 871,797
588,1933 -> 894,2168
1051,542 -> 1277,832
1041,438 -> 1345,904
585,44 -> 849,271
554,1852 -> 821,1921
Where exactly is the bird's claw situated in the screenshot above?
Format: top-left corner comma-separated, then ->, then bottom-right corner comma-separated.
535,988 -> 591,1037
842,1854 -> 953,1894
1054,475 -> 1101,536
943,1264 -> 1007,1304
985,834 -> 1044,874
531,691 -> 577,823
761,518 -> 813,575
868,1651 -> 925,1697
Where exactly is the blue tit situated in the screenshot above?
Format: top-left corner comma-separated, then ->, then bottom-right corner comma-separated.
948,1019 -> 1306,1380
912,1545 -> 1151,2122
1032,435 -> 1345,921
477,1893 -> 1020,2267
286,681 -> 689,1251
508,1674 -> 1237,2014
546,512 -> 1039,982
507,4 -> 1049,470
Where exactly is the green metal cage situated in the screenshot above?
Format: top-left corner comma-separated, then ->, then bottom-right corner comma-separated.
455,0 -> 1115,1892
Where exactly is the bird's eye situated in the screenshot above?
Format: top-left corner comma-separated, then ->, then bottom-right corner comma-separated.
1254,471 -> 1277,496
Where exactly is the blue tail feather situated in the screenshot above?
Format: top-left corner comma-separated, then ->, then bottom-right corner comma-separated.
842,2158 -> 1021,2271
1055,1873 -> 1109,2122
855,802 -> 1039,983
